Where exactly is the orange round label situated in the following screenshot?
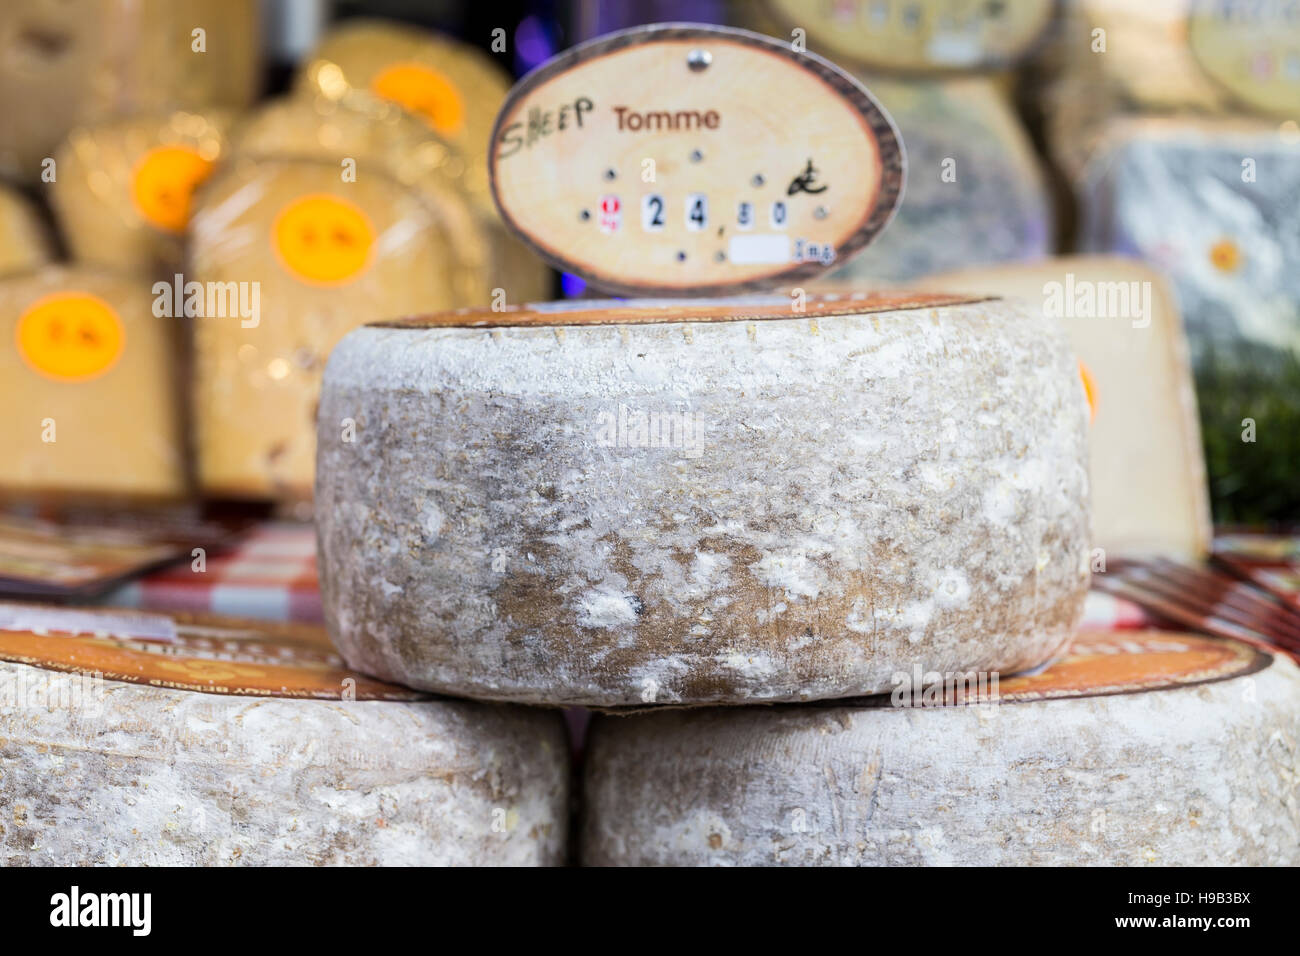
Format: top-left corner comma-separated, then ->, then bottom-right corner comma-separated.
16,292 -> 125,382
272,194 -> 376,286
131,144 -> 217,233
371,62 -> 466,136
1078,359 -> 1098,422
0,604 -> 425,701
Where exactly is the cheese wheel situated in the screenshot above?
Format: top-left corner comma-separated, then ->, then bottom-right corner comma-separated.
917,256 -> 1213,561
316,294 -> 1091,707
0,186 -> 53,275
1075,118 -> 1300,522
51,111 -> 230,274
582,629 -> 1300,866
295,20 -> 552,303
829,74 -> 1050,282
189,157 -> 463,501
229,94 -> 491,308
0,267 -> 185,501
0,0 -> 259,183
0,604 -> 568,865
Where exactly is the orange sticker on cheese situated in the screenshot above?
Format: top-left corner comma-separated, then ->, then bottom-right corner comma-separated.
16,292 -> 125,382
371,62 -> 466,136
272,194 -> 376,286
131,144 -> 217,233
1078,359 -> 1097,422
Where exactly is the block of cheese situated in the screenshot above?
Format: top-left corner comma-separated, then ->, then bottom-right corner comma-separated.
916,256 -> 1212,560
751,0 -> 1055,73
0,0 -> 259,183
229,94 -> 491,307
295,20 -> 551,303
583,629 -> 1300,865
51,111 -> 230,274
0,603 -> 568,865
188,157 -> 464,501
316,294 -> 1091,707
829,74 -> 1050,282
0,267 -> 186,501
0,185 -> 53,275
1076,118 -> 1300,523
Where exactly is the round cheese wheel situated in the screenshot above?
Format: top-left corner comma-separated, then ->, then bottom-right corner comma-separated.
0,604 -> 568,865
0,185 -> 53,275
0,267 -> 185,501
188,156 -> 464,501
0,0 -> 259,182
316,294 -> 1091,706
582,629 -> 1300,865
51,111 -> 230,274
829,74 -> 1051,282
295,21 -> 552,303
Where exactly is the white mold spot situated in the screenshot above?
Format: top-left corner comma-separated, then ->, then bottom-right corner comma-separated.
576,584 -> 640,629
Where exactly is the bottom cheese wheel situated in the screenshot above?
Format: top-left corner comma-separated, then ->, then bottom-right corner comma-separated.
582,629 -> 1300,866
0,604 -> 568,865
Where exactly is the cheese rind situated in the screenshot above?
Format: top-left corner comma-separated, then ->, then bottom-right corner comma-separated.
0,268 -> 185,500
316,296 -> 1091,706
0,609 -> 569,865
582,631 -> 1300,865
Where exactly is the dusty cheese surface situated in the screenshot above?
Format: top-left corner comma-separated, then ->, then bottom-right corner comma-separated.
0,662 -> 569,866
581,652 -> 1300,866
316,298 -> 1091,706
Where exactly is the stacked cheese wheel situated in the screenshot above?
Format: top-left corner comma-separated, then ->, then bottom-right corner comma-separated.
0,604 -> 568,865
316,293 -> 1091,706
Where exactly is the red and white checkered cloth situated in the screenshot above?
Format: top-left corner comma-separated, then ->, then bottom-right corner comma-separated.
106,522 -> 321,622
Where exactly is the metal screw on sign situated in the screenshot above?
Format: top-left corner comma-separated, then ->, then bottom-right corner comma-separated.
687,49 -> 711,72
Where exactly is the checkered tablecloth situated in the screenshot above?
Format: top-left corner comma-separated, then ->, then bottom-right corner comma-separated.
105,522 -> 321,622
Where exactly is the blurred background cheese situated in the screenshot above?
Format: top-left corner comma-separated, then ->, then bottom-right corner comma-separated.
50,111 -> 231,275
0,267 -> 185,500
189,156 -> 463,502
0,604 -> 569,865
295,18 -> 552,303
828,74 -> 1051,282
0,0 -> 259,182
230,93 -> 492,307
0,184 -> 53,274
920,256 -> 1213,561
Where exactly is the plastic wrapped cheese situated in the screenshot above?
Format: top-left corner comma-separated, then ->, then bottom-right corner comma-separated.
918,256 -> 1213,560
0,603 -> 569,865
583,629 -> 1300,866
50,111 -> 230,274
829,74 -> 1051,282
0,267 -> 185,501
316,294 -> 1090,707
0,0 -> 259,182
1075,118 -> 1300,522
188,156 -> 464,501
0,185 -> 53,275
296,20 -> 552,303
229,94 -> 491,307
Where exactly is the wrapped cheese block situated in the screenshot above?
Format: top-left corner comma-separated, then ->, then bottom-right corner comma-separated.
229,94 -> 491,307
188,156 -> 463,501
0,0 -> 259,182
0,185 -> 53,275
583,629 -> 1300,866
1076,118 -> 1300,523
51,111 -> 230,274
0,603 -> 569,865
316,294 -> 1091,707
296,20 -> 551,303
917,256 -> 1213,560
829,74 -> 1051,282
0,267 -> 185,500
751,0 -> 1055,73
